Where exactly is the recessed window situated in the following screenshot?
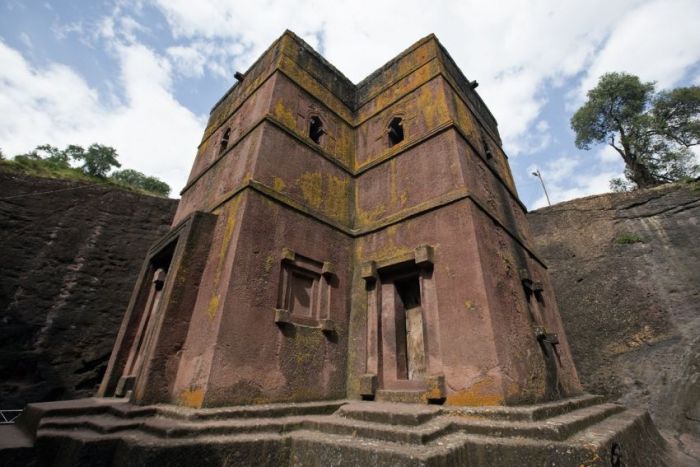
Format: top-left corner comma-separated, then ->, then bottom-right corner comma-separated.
309,116 -> 324,144
219,128 -> 231,155
275,249 -> 334,329
479,129 -> 493,160
289,269 -> 316,317
388,117 -> 404,147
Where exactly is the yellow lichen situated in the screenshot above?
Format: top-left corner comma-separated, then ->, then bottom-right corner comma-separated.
207,295 -> 220,319
273,177 -> 286,192
325,175 -> 349,223
207,199 -> 241,319
298,172 -> 323,210
179,387 -> 204,408
446,378 -> 504,406
264,255 -> 275,274
274,100 -> 297,129
355,203 -> 386,226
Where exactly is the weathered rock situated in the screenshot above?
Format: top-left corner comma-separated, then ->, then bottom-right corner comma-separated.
0,396 -> 674,466
528,181 -> 700,463
0,171 -> 177,408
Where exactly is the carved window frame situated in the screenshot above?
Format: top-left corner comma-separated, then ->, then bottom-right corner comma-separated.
274,248 -> 336,333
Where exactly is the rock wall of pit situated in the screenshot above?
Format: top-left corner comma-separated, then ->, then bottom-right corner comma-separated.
0,171 -> 177,409
528,182 -> 699,446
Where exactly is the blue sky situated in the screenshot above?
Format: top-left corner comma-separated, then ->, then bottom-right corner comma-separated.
1,0 -> 699,208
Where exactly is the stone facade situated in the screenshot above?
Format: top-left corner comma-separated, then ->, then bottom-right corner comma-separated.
98,30 -> 581,409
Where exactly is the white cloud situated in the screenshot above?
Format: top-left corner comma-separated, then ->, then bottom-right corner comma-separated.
166,41 -> 246,80
575,0 -> 700,103
167,45 -> 207,78
0,39 -> 205,194
529,156 -> 624,209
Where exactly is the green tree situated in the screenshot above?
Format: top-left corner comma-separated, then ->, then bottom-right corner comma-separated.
571,72 -> 699,189
111,168 -> 171,197
13,144 -> 67,170
72,143 -> 121,177
35,144 -> 71,168
140,176 -> 171,197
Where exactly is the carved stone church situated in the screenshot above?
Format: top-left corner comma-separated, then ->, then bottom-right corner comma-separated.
0,31 -> 672,466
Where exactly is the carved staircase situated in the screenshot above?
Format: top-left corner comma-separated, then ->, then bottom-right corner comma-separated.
0,395 -> 672,466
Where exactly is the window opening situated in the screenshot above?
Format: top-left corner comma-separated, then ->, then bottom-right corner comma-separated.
479,128 -> 493,159
219,128 -> 231,155
388,117 -> 404,147
309,116 -> 324,144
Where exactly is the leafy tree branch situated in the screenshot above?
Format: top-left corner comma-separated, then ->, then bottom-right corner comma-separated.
571,72 -> 698,190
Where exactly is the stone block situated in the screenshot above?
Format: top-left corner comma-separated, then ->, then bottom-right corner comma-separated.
321,261 -> 335,277
359,374 -> 377,396
414,245 -> 434,267
360,261 -> 377,281
274,308 -> 292,325
425,374 -> 446,400
320,319 -> 336,333
280,247 -> 296,262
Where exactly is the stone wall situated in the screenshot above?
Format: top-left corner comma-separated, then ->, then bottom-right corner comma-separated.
0,171 -> 177,409
528,182 -> 699,455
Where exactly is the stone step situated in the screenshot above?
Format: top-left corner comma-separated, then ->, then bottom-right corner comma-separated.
442,393 -> 606,421
37,400 -> 624,447
313,402 -> 624,443
37,412 -> 670,467
337,401 -> 440,425
29,405 -> 672,466
449,402 -> 625,441
0,425 -> 37,466
375,389 -> 426,404
149,399 -> 345,421
20,397 -> 344,431
39,414 -> 306,438
304,414 -> 451,444
289,429 -> 471,466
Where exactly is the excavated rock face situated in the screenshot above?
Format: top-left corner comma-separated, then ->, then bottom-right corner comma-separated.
528,182 -> 700,461
0,171 -> 177,409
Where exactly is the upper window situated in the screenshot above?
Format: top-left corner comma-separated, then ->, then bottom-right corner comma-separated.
388,117 -> 404,147
479,129 -> 493,160
219,128 -> 231,155
309,116 -> 324,144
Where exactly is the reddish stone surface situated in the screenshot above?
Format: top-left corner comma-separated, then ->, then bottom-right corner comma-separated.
99,30 -> 582,408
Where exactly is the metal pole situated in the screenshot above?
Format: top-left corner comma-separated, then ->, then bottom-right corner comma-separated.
532,169 -> 551,206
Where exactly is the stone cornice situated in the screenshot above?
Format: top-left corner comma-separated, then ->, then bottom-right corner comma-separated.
203,179 -> 546,268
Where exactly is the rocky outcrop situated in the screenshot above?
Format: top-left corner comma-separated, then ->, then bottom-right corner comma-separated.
0,171 -> 177,409
528,182 -> 700,462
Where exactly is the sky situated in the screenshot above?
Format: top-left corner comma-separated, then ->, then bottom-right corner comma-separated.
0,0 -> 699,209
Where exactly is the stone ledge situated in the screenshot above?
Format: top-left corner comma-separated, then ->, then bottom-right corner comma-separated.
0,396 -> 674,466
